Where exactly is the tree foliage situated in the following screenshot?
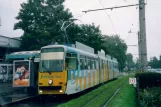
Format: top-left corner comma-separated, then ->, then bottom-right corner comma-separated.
135,58 -> 140,69
126,53 -> 135,69
14,0 -> 128,71
148,56 -> 161,68
66,23 -> 104,53
103,35 -> 127,70
14,0 -> 73,50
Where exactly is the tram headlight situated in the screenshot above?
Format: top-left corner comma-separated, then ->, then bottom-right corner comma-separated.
48,79 -> 53,85
59,90 -> 63,93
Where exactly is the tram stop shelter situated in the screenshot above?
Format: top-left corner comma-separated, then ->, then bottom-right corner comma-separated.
0,35 -> 21,62
0,51 -> 40,83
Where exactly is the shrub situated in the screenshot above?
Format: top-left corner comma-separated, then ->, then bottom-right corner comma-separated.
135,72 -> 161,89
139,87 -> 161,107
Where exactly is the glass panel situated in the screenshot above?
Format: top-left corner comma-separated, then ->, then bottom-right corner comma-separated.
87,58 -> 90,70
92,59 -> 95,69
40,60 -> 63,72
8,66 -> 13,74
102,60 -> 104,71
14,61 -> 30,80
40,47 -> 64,72
14,61 -> 30,87
41,47 -> 64,53
66,58 -> 77,70
80,58 -> 85,70
66,52 -> 77,70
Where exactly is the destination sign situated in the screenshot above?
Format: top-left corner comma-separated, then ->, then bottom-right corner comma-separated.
40,75 -> 61,79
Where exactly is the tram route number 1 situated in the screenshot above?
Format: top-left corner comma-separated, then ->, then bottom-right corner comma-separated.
129,78 -> 136,84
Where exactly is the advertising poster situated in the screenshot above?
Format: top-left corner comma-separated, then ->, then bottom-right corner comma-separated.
13,61 -> 30,87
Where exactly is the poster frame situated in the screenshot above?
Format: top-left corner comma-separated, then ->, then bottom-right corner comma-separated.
13,60 -> 31,87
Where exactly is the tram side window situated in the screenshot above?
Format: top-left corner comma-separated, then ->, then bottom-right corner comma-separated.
94,59 -> 96,69
66,53 -> 77,70
104,61 -> 106,70
109,62 -> 111,70
83,56 -> 86,69
102,60 -> 104,71
115,63 -> 117,69
107,61 -> 109,69
89,58 -> 93,70
86,57 -> 90,70
110,62 -> 112,70
110,62 -> 111,70
104,61 -> 106,71
103,61 -> 106,71
96,59 -> 98,69
80,56 -> 85,70
91,58 -> 95,69
116,64 -> 119,70
95,59 -> 98,69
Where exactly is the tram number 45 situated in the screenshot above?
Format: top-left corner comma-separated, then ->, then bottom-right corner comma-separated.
129,78 -> 136,84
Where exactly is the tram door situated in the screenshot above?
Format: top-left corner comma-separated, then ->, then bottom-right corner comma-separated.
65,52 -> 79,94
66,52 -> 78,75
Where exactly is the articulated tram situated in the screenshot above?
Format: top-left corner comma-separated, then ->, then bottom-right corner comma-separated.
38,44 -> 119,95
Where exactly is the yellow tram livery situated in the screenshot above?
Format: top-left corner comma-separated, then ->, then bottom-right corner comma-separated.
38,44 -> 119,95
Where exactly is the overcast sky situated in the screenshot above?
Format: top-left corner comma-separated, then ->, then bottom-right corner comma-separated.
0,0 -> 161,61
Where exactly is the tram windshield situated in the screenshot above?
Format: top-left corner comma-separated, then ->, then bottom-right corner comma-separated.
40,47 -> 64,72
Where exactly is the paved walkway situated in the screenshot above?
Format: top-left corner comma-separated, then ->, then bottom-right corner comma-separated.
0,82 -> 33,106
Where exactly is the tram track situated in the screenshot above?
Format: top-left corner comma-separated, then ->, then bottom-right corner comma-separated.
82,84 -> 113,107
103,87 -> 121,107
82,78 -> 127,107
103,79 -> 127,107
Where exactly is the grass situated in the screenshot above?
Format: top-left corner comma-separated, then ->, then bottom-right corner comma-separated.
84,77 -> 128,107
107,77 -> 136,107
57,76 -> 128,107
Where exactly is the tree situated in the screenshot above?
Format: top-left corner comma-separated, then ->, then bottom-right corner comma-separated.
149,57 -> 159,68
14,0 -> 73,50
103,35 -> 127,71
66,23 -> 104,53
135,57 -> 140,69
126,53 -> 135,70
14,0 -> 128,70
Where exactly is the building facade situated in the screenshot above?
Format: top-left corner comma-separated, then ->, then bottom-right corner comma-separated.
0,35 -> 21,62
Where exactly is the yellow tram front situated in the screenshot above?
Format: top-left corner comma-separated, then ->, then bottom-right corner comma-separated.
38,45 -> 67,94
